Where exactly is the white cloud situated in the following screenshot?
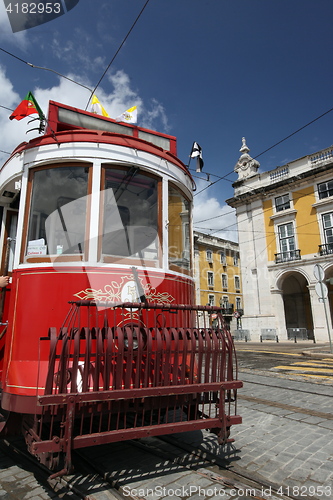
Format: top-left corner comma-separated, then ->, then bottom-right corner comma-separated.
193,181 -> 237,242
141,98 -> 169,132
0,61 -> 236,246
33,73 -> 92,111
0,66 -> 29,161
105,70 -> 142,116
49,29 -> 107,73
0,69 -> 94,164
0,65 -> 170,165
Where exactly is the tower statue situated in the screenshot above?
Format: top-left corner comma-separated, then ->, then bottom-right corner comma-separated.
234,137 -> 260,180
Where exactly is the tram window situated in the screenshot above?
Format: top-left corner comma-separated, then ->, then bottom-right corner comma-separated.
25,166 -> 89,260
101,167 -> 159,263
168,185 -> 191,273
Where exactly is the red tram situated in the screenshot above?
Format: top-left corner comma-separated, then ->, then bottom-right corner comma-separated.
0,101 -> 242,473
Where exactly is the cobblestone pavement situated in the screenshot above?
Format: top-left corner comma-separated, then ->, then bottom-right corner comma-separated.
0,370 -> 332,499
0,452 -> 61,499
188,371 -> 333,497
63,370 -> 333,500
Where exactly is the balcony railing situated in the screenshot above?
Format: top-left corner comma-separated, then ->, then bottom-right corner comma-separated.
274,249 -> 301,264
220,303 -> 234,315
270,166 -> 289,182
310,147 -> 333,167
318,243 -> 333,256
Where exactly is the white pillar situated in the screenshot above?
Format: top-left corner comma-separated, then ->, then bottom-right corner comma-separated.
308,284 -> 333,343
271,289 -> 288,340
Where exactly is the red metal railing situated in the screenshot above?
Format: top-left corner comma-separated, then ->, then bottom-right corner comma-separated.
31,302 -> 242,472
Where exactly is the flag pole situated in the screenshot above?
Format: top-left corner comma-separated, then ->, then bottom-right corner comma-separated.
187,141 -> 195,169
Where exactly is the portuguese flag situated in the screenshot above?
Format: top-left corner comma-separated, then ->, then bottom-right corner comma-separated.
9,91 -> 44,121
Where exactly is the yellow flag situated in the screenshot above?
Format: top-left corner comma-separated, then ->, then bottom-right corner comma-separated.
116,106 -> 137,124
91,95 -> 109,117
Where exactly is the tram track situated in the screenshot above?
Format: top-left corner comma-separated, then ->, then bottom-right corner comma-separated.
0,434 -> 297,500
72,433 -> 302,500
0,425 -> 327,500
0,374 -> 330,500
238,394 -> 333,421
237,370 -> 332,420
0,437 -> 83,499
238,368 -> 333,393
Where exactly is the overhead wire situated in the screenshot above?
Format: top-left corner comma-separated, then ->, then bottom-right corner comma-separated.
193,106 -> 333,197
0,0 -> 151,110
0,1 -> 151,156
85,0 -> 151,109
253,106 -> 333,160
0,42 -> 332,182
0,47 -> 93,92
194,185 -> 330,238
194,185 -> 317,232
0,104 -> 14,112
0,16 -> 332,214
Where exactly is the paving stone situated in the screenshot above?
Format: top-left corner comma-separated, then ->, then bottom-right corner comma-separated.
230,371 -> 333,492
23,487 -> 48,499
318,420 -> 333,429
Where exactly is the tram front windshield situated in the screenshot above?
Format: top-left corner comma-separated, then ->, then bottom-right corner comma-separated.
102,167 -> 159,262
25,165 -> 160,263
26,166 -> 89,258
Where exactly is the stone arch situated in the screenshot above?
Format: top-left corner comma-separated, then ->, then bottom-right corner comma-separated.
275,268 -> 311,291
278,271 -> 314,339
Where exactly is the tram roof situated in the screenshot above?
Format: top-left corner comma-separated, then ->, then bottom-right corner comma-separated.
7,101 -> 190,175
47,101 -> 178,155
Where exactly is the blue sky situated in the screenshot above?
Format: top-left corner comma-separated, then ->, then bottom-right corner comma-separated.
1,0 -> 333,241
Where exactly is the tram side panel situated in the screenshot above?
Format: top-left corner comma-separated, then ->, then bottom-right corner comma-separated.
0,266 -> 195,413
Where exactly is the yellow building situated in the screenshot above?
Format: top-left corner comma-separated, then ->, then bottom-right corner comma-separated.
193,231 -> 243,329
227,139 -> 333,343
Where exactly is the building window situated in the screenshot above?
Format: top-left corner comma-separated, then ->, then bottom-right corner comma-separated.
236,297 -> 242,310
275,194 -> 290,212
220,251 -> 226,264
233,252 -> 239,266
206,249 -> 213,262
275,222 -> 301,262
322,212 -> 333,245
278,222 -> 295,253
318,180 -> 333,200
207,271 -> 214,287
221,296 -> 228,307
235,276 -> 240,291
208,294 -> 215,306
221,273 -> 228,289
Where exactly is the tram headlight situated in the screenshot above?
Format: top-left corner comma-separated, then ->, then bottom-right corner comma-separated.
123,325 -> 147,351
124,333 -> 139,350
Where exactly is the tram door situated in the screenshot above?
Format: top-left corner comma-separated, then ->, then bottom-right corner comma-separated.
0,209 -> 17,374
0,209 -> 17,320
